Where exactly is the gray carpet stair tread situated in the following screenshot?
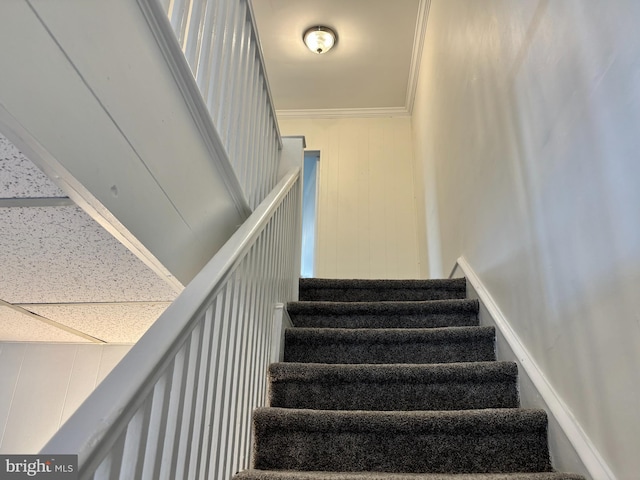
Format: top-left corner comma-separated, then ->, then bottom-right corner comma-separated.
268,362 -> 519,410
270,361 -> 517,383
299,278 -> 466,302
253,408 -> 551,473
254,407 -> 547,433
287,299 -> 479,329
286,326 -> 495,344
237,277 -> 583,479
235,471 -> 585,480
284,326 -> 496,364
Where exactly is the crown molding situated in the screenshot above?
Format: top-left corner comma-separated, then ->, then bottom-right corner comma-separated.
276,0 -> 431,120
406,0 -> 431,115
277,106 -> 411,120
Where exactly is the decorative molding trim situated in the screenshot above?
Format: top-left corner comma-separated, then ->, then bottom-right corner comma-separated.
0,299 -> 106,343
277,106 -> 411,120
456,256 -> 617,480
0,197 -> 74,208
405,0 -> 431,115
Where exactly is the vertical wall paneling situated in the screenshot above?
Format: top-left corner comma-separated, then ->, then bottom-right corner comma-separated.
393,122 -> 420,275
97,346 -> 133,384
0,343 -> 130,454
368,121 -> 388,278
61,346 -> 102,425
0,343 -> 25,451
5,344 -> 74,452
336,122 -> 358,276
278,118 -> 422,279
355,124 -> 370,277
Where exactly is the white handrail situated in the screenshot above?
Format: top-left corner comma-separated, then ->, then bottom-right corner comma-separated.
165,0 -> 282,209
41,167 -> 302,480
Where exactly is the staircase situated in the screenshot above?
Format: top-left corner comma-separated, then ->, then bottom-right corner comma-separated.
234,278 -> 585,480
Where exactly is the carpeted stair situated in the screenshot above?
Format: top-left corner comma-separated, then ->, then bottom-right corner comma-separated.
234,278 -> 585,480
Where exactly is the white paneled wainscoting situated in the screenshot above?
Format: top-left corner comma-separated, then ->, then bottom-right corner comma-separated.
0,343 -> 131,454
278,117 -> 424,280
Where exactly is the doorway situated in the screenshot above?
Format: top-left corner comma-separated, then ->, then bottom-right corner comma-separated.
301,151 -> 319,278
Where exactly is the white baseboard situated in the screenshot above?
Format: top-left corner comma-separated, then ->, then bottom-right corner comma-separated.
456,256 -> 616,480
271,303 -> 293,364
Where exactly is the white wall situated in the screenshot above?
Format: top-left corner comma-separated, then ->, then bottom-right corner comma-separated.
278,117 -> 424,279
0,343 -> 130,453
413,1 -> 640,478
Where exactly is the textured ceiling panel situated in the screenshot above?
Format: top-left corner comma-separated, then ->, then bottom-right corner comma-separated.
0,305 -> 91,342
0,205 -> 178,304
24,303 -> 171,343
0,133 -> 66,198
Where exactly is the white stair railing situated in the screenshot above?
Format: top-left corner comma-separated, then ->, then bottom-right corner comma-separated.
163,0 -> 281,209
41,167 -> 301,480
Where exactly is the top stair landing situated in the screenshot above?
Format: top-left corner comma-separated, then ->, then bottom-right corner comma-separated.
299,277 -> 467,302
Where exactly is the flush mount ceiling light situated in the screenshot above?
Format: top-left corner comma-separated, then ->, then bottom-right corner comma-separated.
303,26 -> 337,54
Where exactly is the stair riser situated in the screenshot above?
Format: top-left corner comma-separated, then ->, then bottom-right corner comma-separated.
235,471 -> 586,479
270,382 -> 519,411
289,313 -> 478,329
284,340 -> 496,364
299,289 -> 466,303
253,431 -> 550,473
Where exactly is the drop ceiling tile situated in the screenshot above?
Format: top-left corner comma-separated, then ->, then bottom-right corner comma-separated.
24,303 -> 171,343
0,205 -> 178,303
0,133 -> 66,198
0,305 -> 91,342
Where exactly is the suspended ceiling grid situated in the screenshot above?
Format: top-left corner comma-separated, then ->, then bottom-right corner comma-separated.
0,133 -> 178,343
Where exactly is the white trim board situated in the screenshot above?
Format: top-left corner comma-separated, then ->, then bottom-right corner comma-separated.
455,256 -> 616,480
275,0 -> 431,121
276,106 -> 411,120
405,0 -> 431,115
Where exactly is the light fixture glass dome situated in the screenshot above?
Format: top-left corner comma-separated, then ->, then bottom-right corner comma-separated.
303,26 -> 337,54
